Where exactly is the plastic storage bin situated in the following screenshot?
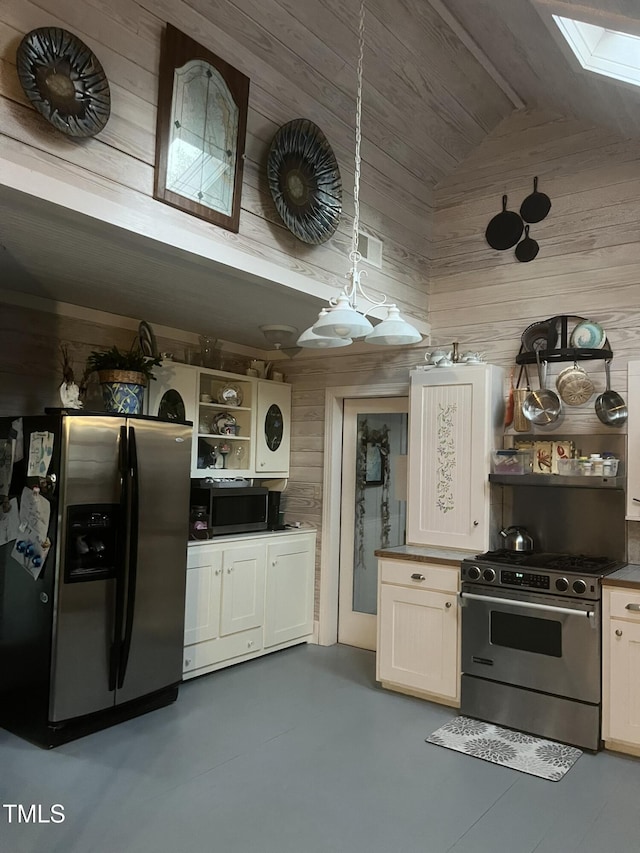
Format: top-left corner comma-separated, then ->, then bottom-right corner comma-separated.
492,449 -> 530,475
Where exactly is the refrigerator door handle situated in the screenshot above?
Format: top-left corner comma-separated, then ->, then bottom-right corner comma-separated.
109,425 -> 128,692
118,425 -> 139,688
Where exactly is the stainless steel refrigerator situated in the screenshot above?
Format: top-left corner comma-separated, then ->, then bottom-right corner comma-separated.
0,411 -> 192,747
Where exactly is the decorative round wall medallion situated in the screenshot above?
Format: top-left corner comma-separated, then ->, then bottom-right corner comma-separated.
267,118 -> 342,245
16,27 -> 111,138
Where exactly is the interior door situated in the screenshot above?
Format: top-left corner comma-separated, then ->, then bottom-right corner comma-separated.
338,398 -> 408,650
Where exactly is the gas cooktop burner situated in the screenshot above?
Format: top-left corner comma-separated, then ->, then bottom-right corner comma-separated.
474,550 -> 621,575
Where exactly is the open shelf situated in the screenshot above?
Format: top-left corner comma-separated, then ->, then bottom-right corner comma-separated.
515,314 -> 612,365
489,473 -> 624,489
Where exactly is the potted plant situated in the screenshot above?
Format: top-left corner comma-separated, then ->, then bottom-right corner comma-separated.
86,345 -> 162,415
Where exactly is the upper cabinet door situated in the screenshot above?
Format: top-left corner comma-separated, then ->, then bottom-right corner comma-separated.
255,380 -> 291,476
406,365 -> 504,552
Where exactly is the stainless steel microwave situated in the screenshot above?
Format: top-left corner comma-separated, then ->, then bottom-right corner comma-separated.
190,484 -> 268,536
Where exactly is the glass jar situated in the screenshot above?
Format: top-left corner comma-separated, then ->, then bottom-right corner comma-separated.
189,506 -> 209,540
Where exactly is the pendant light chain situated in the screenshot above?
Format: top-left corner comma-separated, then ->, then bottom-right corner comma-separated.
296,0 -> 422,348
350,0 -> 365,268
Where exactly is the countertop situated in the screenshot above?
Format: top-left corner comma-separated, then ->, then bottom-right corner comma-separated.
602,564 -> 640,589
373,544 -> 472,567
188,526 -> 316,546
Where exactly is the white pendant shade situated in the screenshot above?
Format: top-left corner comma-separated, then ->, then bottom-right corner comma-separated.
297,309 -> 354,348
364,304 -> 423,346
312,294 -> 373,339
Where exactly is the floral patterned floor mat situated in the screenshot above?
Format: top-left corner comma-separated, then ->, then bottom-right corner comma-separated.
426,716 -> 582,781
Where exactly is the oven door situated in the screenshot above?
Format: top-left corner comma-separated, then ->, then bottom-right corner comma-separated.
460,584 -> 601,704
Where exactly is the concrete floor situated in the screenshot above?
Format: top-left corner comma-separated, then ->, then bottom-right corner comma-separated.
1,643 -> 639,853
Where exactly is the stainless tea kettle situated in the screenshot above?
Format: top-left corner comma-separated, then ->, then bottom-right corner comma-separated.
499,525 -> 534,552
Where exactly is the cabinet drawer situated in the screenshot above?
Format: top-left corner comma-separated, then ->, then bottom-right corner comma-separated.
183,626 -> 263,674
608,588 -> 640,620
378,559 -> 458,593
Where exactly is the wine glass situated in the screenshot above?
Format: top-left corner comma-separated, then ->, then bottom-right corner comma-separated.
232,445 -> 246,470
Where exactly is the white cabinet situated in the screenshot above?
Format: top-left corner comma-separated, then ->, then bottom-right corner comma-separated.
183,530 -> 316,679
255,380 -> 291,476
407,364 -> 504,552
376,558 -> 460,706
264,534 -> 315,647
148,362 -> 291,478
602,586 -> 640,754
626,361 -> 640,519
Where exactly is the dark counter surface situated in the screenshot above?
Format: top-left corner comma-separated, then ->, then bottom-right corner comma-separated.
374,544 -> 472,567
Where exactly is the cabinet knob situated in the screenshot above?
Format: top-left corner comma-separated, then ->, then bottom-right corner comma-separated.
215,569 -> 221,576
272,560 -> 277,566
473,520 -> 479,527
260,462 -> 265,467
625,603 -> 640,612
185,658 -> 192,667
615,629 -> 623,637
445,601 -> 452,609
411,573 -> 425,581
226,567 -> 232,573
247,640 -> 254,648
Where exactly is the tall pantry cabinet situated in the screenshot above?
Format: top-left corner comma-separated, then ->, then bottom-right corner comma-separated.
406,364 -> 504,552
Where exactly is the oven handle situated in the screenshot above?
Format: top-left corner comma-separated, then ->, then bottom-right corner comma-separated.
460,591 -> 594,619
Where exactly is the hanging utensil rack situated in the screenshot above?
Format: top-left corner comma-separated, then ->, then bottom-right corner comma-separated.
515,315 -> 612,365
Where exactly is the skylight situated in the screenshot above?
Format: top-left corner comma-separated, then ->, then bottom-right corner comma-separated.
553,15 -> 640,88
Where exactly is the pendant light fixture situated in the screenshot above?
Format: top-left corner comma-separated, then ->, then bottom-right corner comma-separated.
297,0 -> 422,349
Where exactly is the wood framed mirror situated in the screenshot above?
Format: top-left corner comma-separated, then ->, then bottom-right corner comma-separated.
154,24 -> 249,233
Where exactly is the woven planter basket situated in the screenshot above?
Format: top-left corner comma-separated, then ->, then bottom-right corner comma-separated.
97,370 -> 147,386
98,370 -> 147,414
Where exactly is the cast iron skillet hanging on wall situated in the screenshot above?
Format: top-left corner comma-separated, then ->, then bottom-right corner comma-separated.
485,195 -> 524,250
520,177 -> 551,224
515,225 -> 539,262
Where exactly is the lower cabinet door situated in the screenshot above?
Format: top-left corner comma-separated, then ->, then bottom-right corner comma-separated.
220,544 -> 265,636
605,617 -> 640,745
264,536 -> 314,647
184,547 -> 222,646
377,584 -> 458,699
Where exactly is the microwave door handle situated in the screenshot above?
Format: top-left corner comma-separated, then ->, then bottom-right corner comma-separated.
109,425 -> 128,692
118,425 -> 139,689
459,591 -> 594,619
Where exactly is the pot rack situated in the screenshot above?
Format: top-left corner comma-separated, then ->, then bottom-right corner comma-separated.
515,315 -> 612,365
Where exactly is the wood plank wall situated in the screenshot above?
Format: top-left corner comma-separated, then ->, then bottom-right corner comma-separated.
0,0 -> 444,327
430,106 -> 640,559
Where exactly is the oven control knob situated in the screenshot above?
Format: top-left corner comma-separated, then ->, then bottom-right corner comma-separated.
482,568 -> 496,582
573,579 -> 587,595
555,577 -> 569,592
467,565 -> 481,581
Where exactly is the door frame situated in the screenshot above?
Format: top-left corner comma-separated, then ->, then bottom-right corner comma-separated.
318,381 -> 409,646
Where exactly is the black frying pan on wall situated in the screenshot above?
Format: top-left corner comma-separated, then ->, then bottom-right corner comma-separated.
520,177 -> 551,224
485,194 -> 524,250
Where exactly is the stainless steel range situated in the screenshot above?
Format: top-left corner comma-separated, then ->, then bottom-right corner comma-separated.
460,550 -> 625,751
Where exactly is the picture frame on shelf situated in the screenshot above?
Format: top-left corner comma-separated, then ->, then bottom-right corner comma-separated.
153,24 -> 249,233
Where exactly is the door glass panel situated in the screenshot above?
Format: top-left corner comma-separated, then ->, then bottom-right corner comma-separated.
490,611 -> 562,657
264,404 -> 283,451
352,412 -> 408,615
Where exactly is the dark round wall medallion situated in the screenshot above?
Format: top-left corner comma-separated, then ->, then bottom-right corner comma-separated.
267,119 -> 342,245
16,27 -> 111,138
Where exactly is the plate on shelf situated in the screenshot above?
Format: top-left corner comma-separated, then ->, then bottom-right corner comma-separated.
570,320 -> 606,349
212,413 -> 237,435
217,384 -> 243,406
521,320 -> 558,352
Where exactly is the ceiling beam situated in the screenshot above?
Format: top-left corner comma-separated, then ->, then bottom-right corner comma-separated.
425,0 -> 526,110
